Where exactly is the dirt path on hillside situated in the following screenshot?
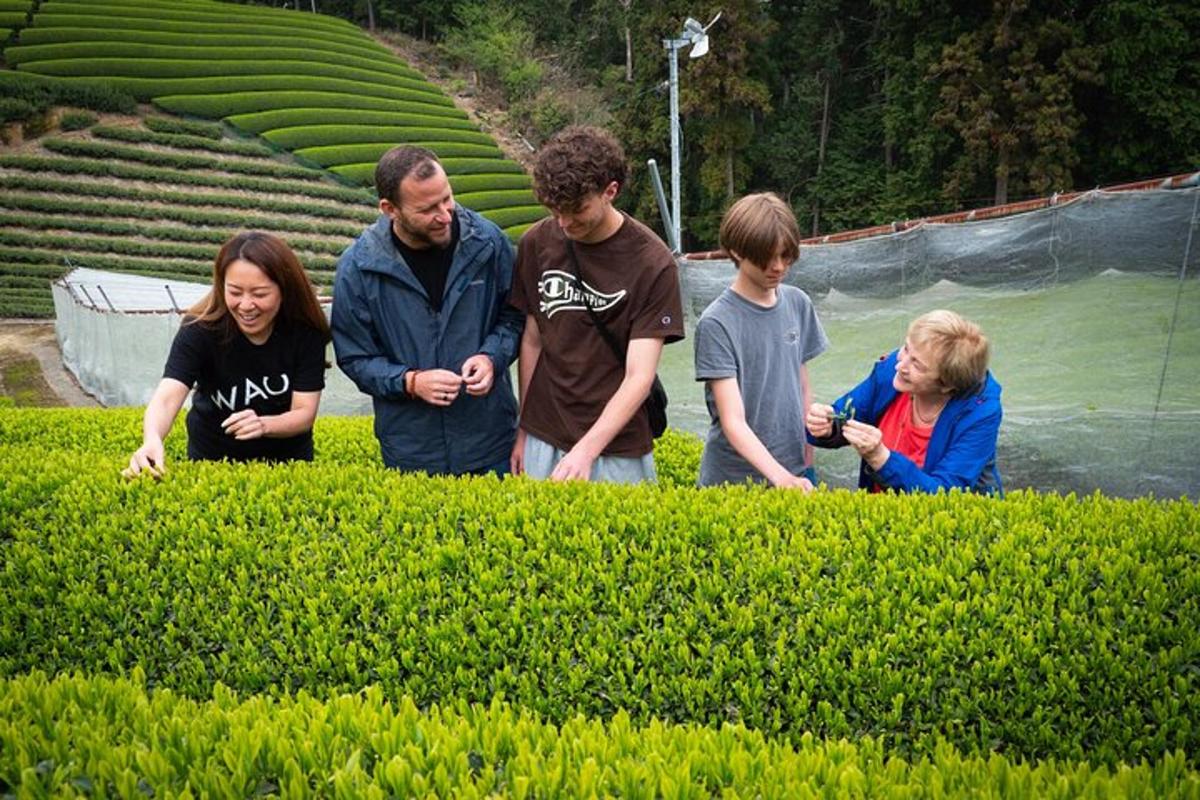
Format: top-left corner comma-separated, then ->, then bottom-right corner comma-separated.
374,31 -> 537,171
0,321 -> 99,407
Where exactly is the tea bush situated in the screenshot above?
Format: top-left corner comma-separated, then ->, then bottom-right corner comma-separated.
16,69 -> 454,107
156,91 -> 463,120
228,108 -> 478,135
91,124 -> 275,157
0,154 -> 373,202
16,26 -> 390,62
0,409 -> 1196,767
264,125 -> 495,150
22,57 -> 443,97
2,673 -> 1195,798
39,138 -> 327,180
57,110 -> 96,131
296,141 -> 503,168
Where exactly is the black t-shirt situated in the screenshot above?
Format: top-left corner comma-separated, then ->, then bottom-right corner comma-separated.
389,215 -> 460,312
163,318 -> 327,462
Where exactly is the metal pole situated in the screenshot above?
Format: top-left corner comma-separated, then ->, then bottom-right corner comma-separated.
95,284 -> 118,312
78,284 -> 99,309
665,38 -> 683,253
647,158 -> 677,252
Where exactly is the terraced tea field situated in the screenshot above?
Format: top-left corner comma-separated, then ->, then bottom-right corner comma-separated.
0,115 -> 375,316
0,0 -> 548,317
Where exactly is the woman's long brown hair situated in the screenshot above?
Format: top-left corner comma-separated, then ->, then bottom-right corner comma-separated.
187,231 -> 331,343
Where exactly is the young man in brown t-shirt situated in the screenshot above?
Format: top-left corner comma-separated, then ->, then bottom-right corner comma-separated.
509,126 -> 685,483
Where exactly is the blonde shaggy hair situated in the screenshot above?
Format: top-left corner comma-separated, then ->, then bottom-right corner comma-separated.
908,309 -> 990,393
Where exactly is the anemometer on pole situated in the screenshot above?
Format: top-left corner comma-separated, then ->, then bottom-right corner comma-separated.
660,11 -> 721,254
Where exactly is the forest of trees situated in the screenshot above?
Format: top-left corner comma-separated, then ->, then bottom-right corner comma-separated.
252,0 -> 1197,249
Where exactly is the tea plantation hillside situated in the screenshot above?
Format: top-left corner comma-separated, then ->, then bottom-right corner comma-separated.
2,0 -> 545,234
1,406 -> 1199,795
0,111 -> 376,317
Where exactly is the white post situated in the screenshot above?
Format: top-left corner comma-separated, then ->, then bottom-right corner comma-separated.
664,37 -> 685,253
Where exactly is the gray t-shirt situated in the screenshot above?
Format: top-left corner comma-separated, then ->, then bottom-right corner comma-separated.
694,285 -> 829,486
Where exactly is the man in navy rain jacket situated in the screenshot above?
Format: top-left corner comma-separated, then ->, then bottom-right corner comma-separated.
332,146 -> 523,474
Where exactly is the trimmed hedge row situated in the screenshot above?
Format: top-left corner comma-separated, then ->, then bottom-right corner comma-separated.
449,173 -> 534,194
0,256 -> 332,296
456,189 -> 541,212
0,274 -> 51,289
39,138 -> 328,180
58,109 -> 96,130
5,42 -> 424,80
0,230 -> 338,271
44,0 -> 364,35
480,205 -> 550,230
0,419 -> 1196,767
296,141 -> 504,168
333,159 -> 526,186
0,287 -> 53,315
0,261 -> 64,278
0,285 -> 49,301
503,221 -> 538,240
0,191 -> 365,238
16,69 -> 456,108
58,0 -> 248,7
229,108 -> 477,135
0,228 -> 217,261
42,0 -> 362,36
0,297 -> 53,317
20,57 -> 445,99
91,123 -> 275,157
0,210 -> 353,255
15,26 -> 395,63
30,14 -> 379,52
0,262 -> 203,290
143,115 -> 222,139
0,71 -> 136,114
158,91 -> 467,121
0,154 -> 374,203
0,175 -> 377,223
0,11 -> 26,25
3,674 -> 1195,799
0,245 -> 209,276
264,124 -> 495,149
0,409 -> 702,482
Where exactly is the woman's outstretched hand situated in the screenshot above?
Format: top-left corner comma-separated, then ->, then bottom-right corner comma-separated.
842,419 -> 888,469
125,439 -> 165,479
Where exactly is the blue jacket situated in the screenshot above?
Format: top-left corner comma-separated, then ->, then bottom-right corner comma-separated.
331,209 -> 523,473
809,350 -> 1003,494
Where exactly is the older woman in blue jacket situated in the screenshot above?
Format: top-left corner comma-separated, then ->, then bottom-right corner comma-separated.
806,309 -> 1002,494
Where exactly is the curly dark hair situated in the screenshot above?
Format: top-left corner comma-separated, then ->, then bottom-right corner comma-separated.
532,126 -> 629,212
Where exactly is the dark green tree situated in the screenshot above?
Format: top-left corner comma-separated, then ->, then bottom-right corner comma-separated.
1081,0 -> 1200,183
928,1 -> 1100,205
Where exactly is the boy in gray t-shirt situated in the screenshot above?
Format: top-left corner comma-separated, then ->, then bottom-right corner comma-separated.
694,193 -> 829,488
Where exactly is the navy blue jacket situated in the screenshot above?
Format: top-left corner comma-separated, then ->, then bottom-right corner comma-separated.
332,209 -> 523,473
809,350 -> 1003,494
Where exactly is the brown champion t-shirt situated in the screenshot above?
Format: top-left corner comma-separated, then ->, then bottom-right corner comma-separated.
512,213 -> 685,457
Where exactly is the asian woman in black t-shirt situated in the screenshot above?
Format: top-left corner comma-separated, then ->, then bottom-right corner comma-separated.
124,232 -> 331,477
